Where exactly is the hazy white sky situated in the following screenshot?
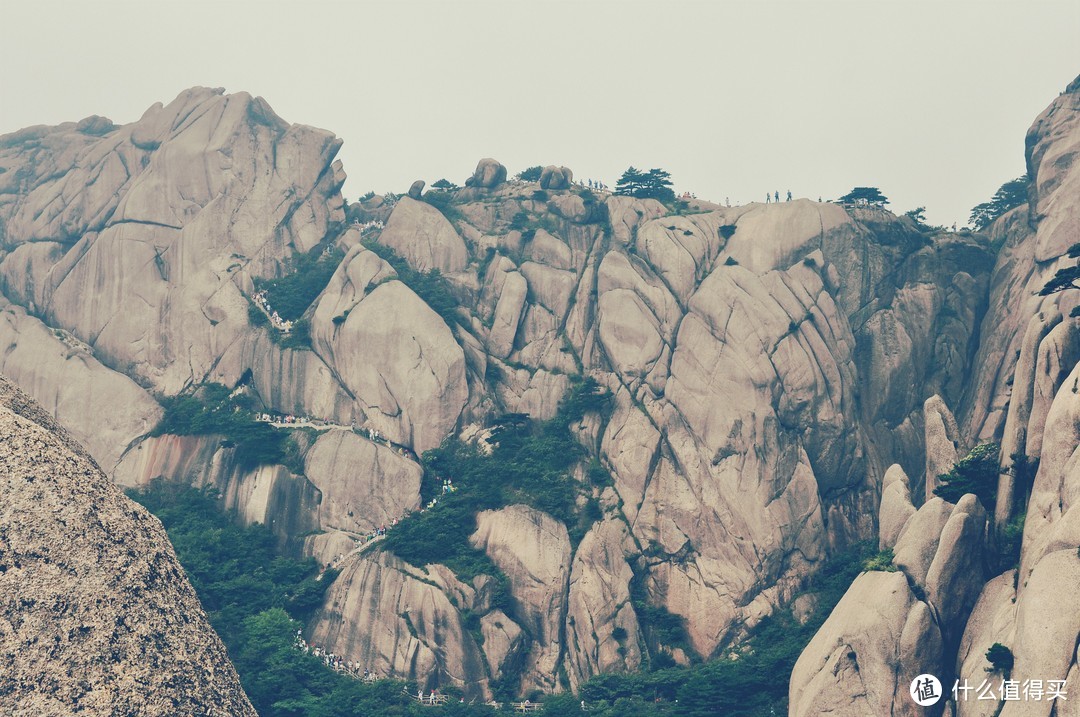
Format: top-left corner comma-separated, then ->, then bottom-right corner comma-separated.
2,0 -> 1077,226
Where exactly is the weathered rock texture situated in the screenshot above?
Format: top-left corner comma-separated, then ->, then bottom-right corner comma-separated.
0,375 -> 255,716
1,77 -> 1078,705
796,75 -> 1080,717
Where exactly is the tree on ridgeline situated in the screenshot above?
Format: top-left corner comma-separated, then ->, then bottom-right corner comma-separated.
839,187 -> 889,206
615,167 -> 676,202
517,166 -> 543,182
969,177 -> 1028,230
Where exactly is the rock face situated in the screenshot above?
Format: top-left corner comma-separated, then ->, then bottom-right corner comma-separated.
408,179 -> 425,199
790,570 -> 941,717
792,494 -> 987,716
307,550 -> 490,698
2,78 -> 1079,705
797,76 -> 1080,717
0,375 -> 255,716
471,505 -> 572,693
879,463 -> 916,549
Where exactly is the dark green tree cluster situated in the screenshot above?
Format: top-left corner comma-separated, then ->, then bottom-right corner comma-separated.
838,187 -> 889,205
431,178 -> 458,190
933,442 -> 1001,511
517,166 -> 543,182
129,482 -> 496,717
254,246 -> 345,322
362,239 -> 464,327
383,378 -> 614,581
614,167 -> 676,202
151,383 -> 302,472
969,177 -> 1027,230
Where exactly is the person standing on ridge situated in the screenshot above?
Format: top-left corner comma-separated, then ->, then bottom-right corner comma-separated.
787,190 -> 792,201
766,192 -> 771,203
774,190 -> 780,203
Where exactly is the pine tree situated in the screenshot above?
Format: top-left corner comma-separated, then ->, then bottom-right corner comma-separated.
614,166 -> 645,196
969,177 -> 1028,230
839,187 -> 889,205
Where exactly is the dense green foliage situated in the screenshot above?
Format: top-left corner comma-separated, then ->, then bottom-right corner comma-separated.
151,383 -> 303,472
969,177 -> 1027,230
130,429 -> 880,716
998,514 -> 1026,571
432,178 -> 458,190
421,189 -> 465,223
362,238 -> 464,327
517,166 -> 543,182
384,377 -> 613,580
128,482 -> 477,717
986,643 -> 1014,673
933,442 -> 1001,511
862,547 -> 897,572
615,167 -> 676,202
839,187 -> 889,205
255,247 -> 344,321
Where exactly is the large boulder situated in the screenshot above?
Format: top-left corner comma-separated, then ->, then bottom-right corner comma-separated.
408,179 -> 425,199
311,251 -> 468,453
564,519 -> 642,690
0,376 -> 256,716
924,394 -> 961,501
539,165 -> 573,190
308,550 -> 489,699
471,505 -> 571,693
378,196 -> 469,273
303,429 -> 422,533
466,158 -> 507,189
879,463 -> 916,549
790,570 -> 942,717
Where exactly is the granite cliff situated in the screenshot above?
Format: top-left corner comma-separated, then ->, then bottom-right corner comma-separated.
0,79 -> 1077,709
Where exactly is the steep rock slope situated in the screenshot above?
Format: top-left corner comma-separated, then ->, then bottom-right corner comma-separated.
0,375 -> 255,716
794,76 -> 1080,717
0,88 -> 1002,698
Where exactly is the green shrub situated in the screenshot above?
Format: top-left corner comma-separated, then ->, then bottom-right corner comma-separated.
385,378 -> 614,580
152,383 -> 300,472
986,643 -> 1014,673
934,442 -> 1001,511
255,246 -> 344,322
863,548 -> 897,572
998,514 -> 1025,571
518,166 -> 543,182
361,239 -> 463,327
510,211 -> 530,231
421,189 -> 464,223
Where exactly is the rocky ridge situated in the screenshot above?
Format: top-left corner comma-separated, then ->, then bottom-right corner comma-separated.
791,77 -> 1080,717
0,79 -> 1076,706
